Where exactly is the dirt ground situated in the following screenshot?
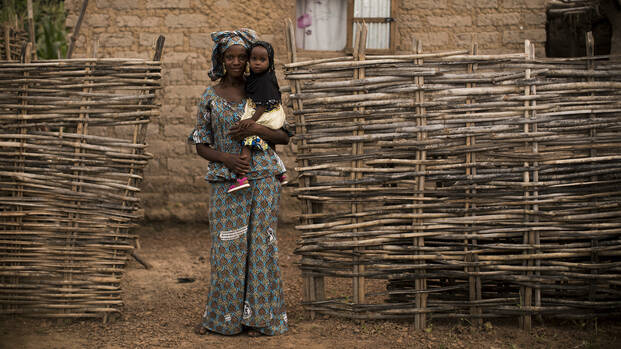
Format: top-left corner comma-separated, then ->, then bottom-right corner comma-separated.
1,222 -> 620,349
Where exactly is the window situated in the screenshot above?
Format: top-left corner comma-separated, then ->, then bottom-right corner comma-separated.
348,0 -> 395,51
295,0 -> 348,50
295,0 -> 396,52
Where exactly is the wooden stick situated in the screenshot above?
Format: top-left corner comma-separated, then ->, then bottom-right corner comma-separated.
284,18 -> 321,319
130,251 -> 151,269
66,0 -> 89,59
3,24 -> 11,60
26,0 -> 36,60
465,42 -> 482,326
413,38 -> 428,330
351,22 -> 367,306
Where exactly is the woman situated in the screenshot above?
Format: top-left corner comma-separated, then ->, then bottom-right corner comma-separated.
188,28 -> 290,337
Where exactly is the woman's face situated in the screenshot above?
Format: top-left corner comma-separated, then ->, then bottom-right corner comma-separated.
222,44 -> 248,78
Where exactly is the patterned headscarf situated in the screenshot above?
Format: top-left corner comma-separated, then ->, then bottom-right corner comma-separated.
208,28 -> 258,81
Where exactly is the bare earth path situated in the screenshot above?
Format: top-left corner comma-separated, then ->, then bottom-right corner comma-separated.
1,222 -> 620,349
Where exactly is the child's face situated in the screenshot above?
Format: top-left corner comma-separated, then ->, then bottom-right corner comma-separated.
249,46 -> 269,74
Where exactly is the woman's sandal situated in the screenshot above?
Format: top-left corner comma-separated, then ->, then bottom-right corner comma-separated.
247,329 -> 264,337
194,324 -> 210,336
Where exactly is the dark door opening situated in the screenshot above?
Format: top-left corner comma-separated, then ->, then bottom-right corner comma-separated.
546,3 -> 613,57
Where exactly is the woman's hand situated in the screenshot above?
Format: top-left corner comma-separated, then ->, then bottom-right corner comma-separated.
229,122 -> 259,140
195,144 -> 250,177
222,152 -> 250,177
238,119 -> 256,130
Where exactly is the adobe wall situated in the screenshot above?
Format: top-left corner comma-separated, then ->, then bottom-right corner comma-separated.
64,0 -> 297,223
64,0 -> 554,223
397,0 -> 547,55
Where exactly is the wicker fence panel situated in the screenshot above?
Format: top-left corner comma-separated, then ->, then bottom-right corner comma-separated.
0,58 -> 161,319
0,23 -> 28,61
285,21 -> 621,328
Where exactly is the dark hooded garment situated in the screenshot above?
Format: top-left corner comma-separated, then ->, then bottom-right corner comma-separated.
245,70 -> 281,112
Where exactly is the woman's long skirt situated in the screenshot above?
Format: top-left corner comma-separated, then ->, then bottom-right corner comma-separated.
200,176 -> 288,336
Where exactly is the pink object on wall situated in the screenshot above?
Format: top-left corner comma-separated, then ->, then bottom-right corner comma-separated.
297,13 -> 311,28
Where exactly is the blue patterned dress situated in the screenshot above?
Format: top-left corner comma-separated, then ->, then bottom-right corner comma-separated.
188,86 -> 289,336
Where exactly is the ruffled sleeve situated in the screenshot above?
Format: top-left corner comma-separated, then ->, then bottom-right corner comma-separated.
188,91 -> 213,145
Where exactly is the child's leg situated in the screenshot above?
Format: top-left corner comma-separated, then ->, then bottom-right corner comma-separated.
274,153 -> 288,185
241,145 -> 251,162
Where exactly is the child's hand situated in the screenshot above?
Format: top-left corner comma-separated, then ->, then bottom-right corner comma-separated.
238,119 -> 256,129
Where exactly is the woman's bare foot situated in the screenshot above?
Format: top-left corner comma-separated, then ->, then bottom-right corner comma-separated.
194,324 -> 209,335
247,328 -> 263,337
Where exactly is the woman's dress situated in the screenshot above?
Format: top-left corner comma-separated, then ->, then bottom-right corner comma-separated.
188,86 -> 289,335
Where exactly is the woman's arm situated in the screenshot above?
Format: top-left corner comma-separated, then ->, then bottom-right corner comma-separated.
195,143 -> 250,176
229,123 -> 290,145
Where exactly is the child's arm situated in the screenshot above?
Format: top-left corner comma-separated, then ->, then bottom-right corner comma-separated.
251,105 -> 266,122
239,105 -> 266,129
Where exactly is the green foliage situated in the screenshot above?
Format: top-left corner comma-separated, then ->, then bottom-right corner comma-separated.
0,0 -> 21,23
0,0 -> 68,59
36,1 -> 67,59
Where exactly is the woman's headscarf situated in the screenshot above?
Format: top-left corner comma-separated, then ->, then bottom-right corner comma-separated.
208,28 -> 257,81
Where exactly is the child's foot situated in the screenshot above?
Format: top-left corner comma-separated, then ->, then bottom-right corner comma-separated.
277,174 -> 288,185
228,177 -> 249,193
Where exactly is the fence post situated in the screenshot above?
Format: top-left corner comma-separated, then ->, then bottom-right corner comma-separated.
284,19 -> 324,319
67,0 -> 89,59
465,42 -> 482,326
13,41 -> 31,317
26,0 -> 36,60
3,24 -> 10,60
531,41 -> 542,325
72,42 -> 96,322
413,38 -> 428,330
585,31 -> 600,329
352,23 -> 368,307
520,39 -> 536,331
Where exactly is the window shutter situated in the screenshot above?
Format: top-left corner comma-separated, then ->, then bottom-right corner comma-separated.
347,0 -> 395,52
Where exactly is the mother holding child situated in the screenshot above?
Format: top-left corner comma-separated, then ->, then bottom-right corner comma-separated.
188,28 -> 290,337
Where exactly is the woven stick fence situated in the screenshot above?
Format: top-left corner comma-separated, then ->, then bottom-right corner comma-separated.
0,38 -> 163,320
0,21 -> 29,61
285,21 -> 621,330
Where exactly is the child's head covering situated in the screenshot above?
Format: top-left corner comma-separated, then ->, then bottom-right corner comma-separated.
250,41 -> 275,72
209,28 -> 257,81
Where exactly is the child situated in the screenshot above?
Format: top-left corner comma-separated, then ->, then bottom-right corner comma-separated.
228,41 -> 288,193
